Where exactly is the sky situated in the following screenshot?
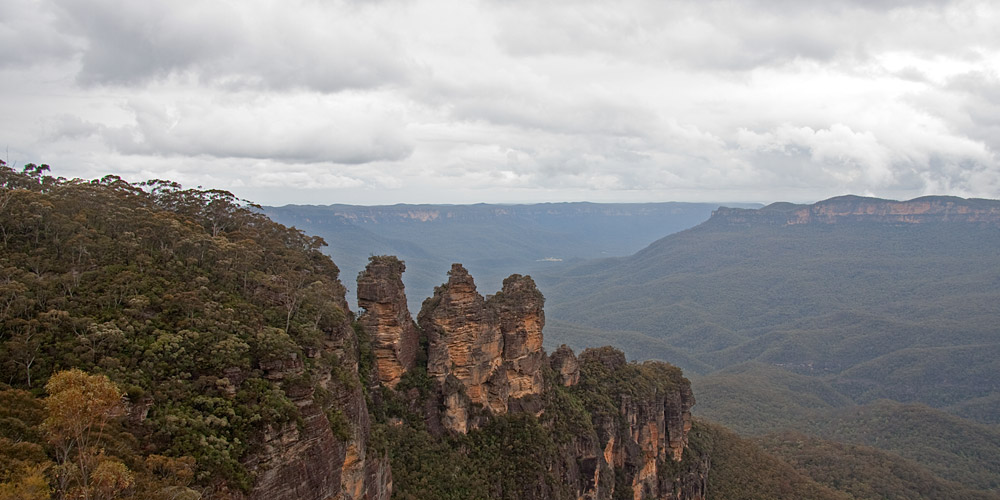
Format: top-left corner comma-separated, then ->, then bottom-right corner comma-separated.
2,0 -> 999,206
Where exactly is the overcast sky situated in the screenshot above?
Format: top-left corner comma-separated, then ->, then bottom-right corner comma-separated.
2,0 -> 999,206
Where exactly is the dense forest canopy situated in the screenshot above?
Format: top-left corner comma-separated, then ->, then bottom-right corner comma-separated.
0,161 -> 353,498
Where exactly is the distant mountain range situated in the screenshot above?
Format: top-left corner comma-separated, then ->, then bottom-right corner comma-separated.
264,201 -> 760,310
534,195 -> 1000,495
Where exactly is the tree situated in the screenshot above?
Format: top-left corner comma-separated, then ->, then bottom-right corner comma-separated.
43,369 -> 126,500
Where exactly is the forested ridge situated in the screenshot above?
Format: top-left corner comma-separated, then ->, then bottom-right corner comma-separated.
538,195 -> 1000,498
0,162 -> 357,498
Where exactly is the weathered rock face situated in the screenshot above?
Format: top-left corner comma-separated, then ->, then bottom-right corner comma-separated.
357,256 -> 420,389
350,260 -> 706,500
550,344 -> 581,387
418,264 -> 547,432
711,195 -> 1000,227
494,274 -> 547,400
420,264 -> 505,413
244,289 -> 391,500
574,347 -> 701,500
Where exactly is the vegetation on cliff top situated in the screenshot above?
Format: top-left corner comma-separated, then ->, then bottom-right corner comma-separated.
0,163 -> 355,497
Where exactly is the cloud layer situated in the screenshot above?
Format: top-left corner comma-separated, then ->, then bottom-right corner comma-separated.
2,0 -> 999,204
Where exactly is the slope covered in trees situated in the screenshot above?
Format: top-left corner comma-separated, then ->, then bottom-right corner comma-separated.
0,163 -> 379,498
540,197 -> 1000,413
539,196 -> 1000,498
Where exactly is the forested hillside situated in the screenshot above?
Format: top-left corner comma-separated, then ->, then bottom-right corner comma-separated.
540,196 -> 1000,412
539,195 -> 1000,498
0,163 -> 386,499
0,165 -> 828,500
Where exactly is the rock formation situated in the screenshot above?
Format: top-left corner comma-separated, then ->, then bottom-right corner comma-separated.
550,344 -> 581,387
357,256 -> 419,389
711,195 -> 1000,227
418,264 -> 547,432
245,293 -> 390,500
355,261 -> 705,499
574,347 -> 702,500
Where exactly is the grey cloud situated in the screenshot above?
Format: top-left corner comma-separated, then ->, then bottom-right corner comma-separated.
51,0 -> 413,91
943,71 -> 1000,154
737,121 -> 998,196
43,114 -> 102,141
0,0 -> 78,67
492,0 -> 993,71
100,96 -> 414,164
449,90 -> 659,138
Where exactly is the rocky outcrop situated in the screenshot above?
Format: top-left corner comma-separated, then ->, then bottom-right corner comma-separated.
357,256 -> 419,389
711,195 -> 1000,227
245,291 -> 390,500
418,264 -> 547,432
351,261 -> 705,499
574,347 -> 702,500
494,274 -> 547,400
550,344 -> 580,387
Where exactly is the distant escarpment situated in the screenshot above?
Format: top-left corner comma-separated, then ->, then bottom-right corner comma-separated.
356,256 -> 706,500
710,195 -> 1000,226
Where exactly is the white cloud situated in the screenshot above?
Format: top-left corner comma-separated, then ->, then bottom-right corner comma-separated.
49,0 -> 414,91
100,91 -> 415,164
0,0 -> 998,205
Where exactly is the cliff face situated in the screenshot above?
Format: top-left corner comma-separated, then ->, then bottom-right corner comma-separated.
711,195 -> 1000,226
246,289 -> 391,500
574,348 -> 704,500
550,344 -> 581,387
418,264 -> 546,432
357,256 -> 420,389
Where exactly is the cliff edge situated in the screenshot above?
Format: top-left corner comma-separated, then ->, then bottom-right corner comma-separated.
710,195 -> 1000,226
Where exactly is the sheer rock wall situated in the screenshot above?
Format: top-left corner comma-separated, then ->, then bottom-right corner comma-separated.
357,256 -> 419,389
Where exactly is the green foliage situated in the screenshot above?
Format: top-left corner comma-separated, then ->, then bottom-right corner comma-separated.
692,420 -> 851,500
326,408 -> 351,441
543,217 -> 1000,422
691,363 -> 853,435
796,401 -> 1000,491
0,164 -> 357,493
375,424 -> 489,500
571,346 -> 686,430
758,432 -> 1000,500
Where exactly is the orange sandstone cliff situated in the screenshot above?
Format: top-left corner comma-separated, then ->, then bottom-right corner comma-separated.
244,279 -> 390,500
356,256 -> 419,389
418,264 -> 547,432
